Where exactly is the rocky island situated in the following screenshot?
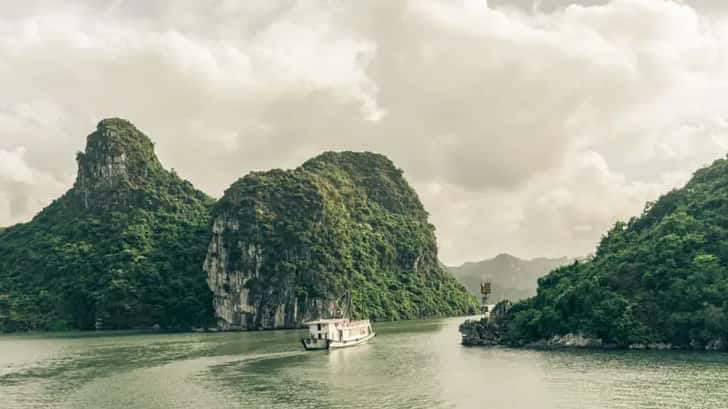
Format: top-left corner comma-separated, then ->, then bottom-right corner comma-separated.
0,119 -> 214,331
461,155 -> 728,351
0,118 -> 476,332
205,151 -> 478,329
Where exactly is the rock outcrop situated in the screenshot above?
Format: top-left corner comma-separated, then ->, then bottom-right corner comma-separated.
205,151 -> 478,330
75,118 -> 164,211
204,217 -> 339,329
0,119 -> 214,331
460,300 -> 512,346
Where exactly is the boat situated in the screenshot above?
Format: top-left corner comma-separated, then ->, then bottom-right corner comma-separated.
301,318 -> 376,350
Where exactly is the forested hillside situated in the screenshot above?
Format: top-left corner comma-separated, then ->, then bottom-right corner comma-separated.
0,119 -> 214,331
0,119 -> 476,332
463,155 -> 728,350
205,151 -> 478,329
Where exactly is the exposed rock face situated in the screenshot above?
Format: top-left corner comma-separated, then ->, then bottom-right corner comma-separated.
527,334 -> 603,349
460,300 -> 512,346
461,301 -> 604,349
204,216 -> 337,329
460,319 -> 503,346
705,339 -> 726,351
75,118 -> 164,212
205,151 -> 478,330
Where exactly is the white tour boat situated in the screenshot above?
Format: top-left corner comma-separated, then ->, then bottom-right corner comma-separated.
301,318 -> 376,350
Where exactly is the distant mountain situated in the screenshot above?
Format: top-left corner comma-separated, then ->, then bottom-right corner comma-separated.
447,254 -> 572,302
0,119 -> 215,331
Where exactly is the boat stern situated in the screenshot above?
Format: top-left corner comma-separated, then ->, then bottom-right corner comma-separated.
302,337 -> 329,350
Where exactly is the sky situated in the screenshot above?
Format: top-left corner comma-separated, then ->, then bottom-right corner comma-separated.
2,0 -> 728,265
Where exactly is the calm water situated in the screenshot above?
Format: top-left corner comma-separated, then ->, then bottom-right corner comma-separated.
2,317 -> 728,409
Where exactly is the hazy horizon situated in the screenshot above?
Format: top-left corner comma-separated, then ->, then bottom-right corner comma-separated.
3,0 -> 728,264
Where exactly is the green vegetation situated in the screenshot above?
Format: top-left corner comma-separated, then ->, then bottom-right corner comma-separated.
470,155 -> 728,350
0,119 -> 214,331
0,120 -> 474,332
211,151 -> 478,327
447,254 -> 572,302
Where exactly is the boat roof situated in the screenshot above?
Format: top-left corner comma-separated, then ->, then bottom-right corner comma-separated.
304,318 -> 349,325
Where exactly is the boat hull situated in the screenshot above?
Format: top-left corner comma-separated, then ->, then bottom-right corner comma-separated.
328,331 -> 376,349
301,337 -> 329,350
301,318 -> 376,351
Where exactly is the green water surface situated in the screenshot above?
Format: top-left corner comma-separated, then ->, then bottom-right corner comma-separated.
2,317 -> 728,409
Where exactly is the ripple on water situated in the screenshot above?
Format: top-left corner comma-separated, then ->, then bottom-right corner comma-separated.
541,350 -> 728,409
200,340 -> 451,409
3,320 -> 728,409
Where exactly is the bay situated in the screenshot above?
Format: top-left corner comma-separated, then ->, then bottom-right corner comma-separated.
2,317 -> 728,409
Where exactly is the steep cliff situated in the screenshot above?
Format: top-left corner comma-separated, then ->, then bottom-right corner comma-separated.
0,119 -> 214,331
75,118 -> 165,211
205,151 -> 478,329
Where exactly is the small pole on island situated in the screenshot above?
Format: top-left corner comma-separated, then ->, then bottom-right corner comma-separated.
480,281 -> 491,318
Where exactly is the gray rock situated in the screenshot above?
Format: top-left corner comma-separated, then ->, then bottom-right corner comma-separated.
204,215 -> 337,330
647,342 -> 673,350
706,339 -> 726,351
546,333 -> 602,348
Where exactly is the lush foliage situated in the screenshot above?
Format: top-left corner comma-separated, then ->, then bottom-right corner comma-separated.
499,156 -> 728,349
0,119 -> 214,331
214,151 -> 478,324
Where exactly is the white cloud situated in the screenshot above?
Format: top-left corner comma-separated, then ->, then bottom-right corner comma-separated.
0,148 -> 35,184
0,146 -> 66,225
1,0 -> 727,264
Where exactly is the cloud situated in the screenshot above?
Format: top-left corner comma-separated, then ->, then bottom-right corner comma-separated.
1,0 -> 727,264
0,146 -> 66,225
0,148 -> 35,184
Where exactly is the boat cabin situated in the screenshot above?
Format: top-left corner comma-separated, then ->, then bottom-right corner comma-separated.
302,318 -> 375,350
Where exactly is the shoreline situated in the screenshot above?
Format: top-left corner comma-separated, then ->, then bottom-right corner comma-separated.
0,314 -> 474,337
460,319 -> 728,353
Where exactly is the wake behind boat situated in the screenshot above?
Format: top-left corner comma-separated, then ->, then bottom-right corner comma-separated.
301,318 -> 376,350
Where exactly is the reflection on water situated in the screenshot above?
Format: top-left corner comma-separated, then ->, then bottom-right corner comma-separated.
2,318 -> 728,409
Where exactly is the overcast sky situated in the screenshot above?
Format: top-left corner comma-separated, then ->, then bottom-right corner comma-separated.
2,0 -> 728,265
